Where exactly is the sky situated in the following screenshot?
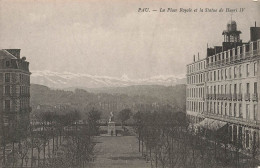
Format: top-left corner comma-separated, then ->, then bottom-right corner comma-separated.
0,0 -> 259,79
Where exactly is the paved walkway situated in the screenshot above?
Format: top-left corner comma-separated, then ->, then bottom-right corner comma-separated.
89,136 -> 150,168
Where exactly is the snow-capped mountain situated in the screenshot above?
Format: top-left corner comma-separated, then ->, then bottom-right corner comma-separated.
31,70 -> 186,88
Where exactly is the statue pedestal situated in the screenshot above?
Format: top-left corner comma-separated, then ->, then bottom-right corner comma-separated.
108,122 -> 116,136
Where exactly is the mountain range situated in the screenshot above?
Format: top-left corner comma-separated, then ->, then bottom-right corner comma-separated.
31,70 -> 186,89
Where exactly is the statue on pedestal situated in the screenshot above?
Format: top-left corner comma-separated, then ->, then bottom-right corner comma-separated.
108,111 -> 116,136
109,111 -> 114,123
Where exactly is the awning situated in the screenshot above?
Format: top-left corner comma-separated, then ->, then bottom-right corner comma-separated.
195,118 -> 227,131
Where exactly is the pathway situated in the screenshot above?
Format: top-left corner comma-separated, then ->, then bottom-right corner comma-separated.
90,136 -> 150,168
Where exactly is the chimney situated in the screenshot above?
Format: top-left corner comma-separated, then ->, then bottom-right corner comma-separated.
255,21 -> 257,27
198,52 -> 200,60
193,55 -> 195,62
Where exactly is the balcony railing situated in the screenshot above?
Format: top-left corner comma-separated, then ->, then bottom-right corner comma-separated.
244,93 -> 250,101
252,93 -> 258,102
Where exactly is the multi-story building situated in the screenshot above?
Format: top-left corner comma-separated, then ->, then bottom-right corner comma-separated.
186,21 -> 260,150
186,55 -> 206,124
0,49 -> 31,140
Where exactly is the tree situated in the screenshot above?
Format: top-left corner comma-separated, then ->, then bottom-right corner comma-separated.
87,108 -> 101,136
118,108 -> 132,128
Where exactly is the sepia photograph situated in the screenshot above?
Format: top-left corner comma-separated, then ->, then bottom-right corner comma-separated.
0,0 -> 260,167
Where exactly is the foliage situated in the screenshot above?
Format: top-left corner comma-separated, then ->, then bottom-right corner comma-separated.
117,108 -> 132,127
87,108 -> 102,136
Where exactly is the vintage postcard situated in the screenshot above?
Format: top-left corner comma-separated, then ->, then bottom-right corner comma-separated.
0,0 -> 260,167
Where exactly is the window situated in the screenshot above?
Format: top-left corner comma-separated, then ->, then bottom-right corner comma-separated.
246,83 -> 250,94
245,130 -> 250,148
239,83 -> 242,94
246,64 -> 249,76
214,102 -> 216,113
217,102 -> 219,114
254,104 -> 257,120
246,104 -> 250,119
254,62 -> 257,76
5,85 -> 10,95
229,103 -> 232,116
214,71 -> 216,81
234,66 -> 236,78
229,68 -> 231,79
254,82 -> 257,94
239,65 -> 242,77
221,102 -> 223,115
5,73 -> 10,83
239,104 -> 242,118
225,103 -> 227,115
234,103 -> 237,117
5,100 -> 10,110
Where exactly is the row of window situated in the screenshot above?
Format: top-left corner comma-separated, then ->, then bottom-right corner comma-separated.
187,60 -> 206,74
187,101 -> 205,113
207,82 -> 257,95
187,87 -> 205,98
207,62 -> 257,82
207,101 -> 257,120
4,85 -> 30,95
187,100 -> 258,121
4,73 -> 30,84
187,73 -> 205,84
187,62 -> 257,84
4,98 -> 30,111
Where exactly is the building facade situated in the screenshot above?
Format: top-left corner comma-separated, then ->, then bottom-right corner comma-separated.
0,49 -> 31,140
186,21 -> 260,150
186,55 -> 206,124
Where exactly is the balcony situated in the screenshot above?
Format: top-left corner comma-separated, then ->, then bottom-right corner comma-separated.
218,94 -> 224,100
244,93 -> 250,101
227,94 -> 232,100
237,93 -> 242,101
252,93 -> 258,102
